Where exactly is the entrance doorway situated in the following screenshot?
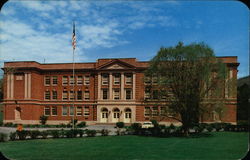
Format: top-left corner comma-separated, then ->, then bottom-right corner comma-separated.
124,108 -> 132,123
100,108 -> 108,123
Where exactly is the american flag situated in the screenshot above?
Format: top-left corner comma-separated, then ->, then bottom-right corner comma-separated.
72,22 -> 76,50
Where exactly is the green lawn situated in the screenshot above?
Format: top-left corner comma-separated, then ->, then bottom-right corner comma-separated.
0,132 -> 248,160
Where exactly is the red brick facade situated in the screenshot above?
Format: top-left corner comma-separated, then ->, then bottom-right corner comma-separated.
2,57 -> 239,125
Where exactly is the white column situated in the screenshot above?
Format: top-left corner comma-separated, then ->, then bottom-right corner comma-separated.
109,73 -> 112,99
121,72 -> 124,100
24,73 -> 28,99
98,73 -> 101,100
10,73 -> 14,99
133,72 -> 136,100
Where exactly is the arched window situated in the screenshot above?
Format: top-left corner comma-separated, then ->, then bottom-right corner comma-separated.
113,108 -> 120,118
125,108 -> 131,118
101,108 -> 108,118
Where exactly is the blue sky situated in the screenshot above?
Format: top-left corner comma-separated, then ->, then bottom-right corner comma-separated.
0,0 -> 249,78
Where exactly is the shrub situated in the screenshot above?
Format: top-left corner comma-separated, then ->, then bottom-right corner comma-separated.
0,133 -> 8,142
131,123 -> 141,134
9,132 -> 17,141
77,122 -> 86,128
50,130 -> 60,138
4,122 -> 13,127
101,129 -> 109,136
150,120 -> 159,128
40,131 -> 49,139
0,122 -> 3,126
65,129 -> 78,138
206,125 -> 213,132
116,122 -> 125,128
16,130 -> 29,140
78,129 -> 84,137
59,123 -> 67,128
169,123 -> 176,132
214,123 -> 222,132
29,130 -> 40,139
86,130 -> 96,137
39,115 -> 48,125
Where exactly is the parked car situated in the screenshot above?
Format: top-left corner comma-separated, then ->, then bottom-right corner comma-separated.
141,122 -> 154,129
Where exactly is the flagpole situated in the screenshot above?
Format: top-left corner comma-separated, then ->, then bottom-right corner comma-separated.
72,21 -> 76,130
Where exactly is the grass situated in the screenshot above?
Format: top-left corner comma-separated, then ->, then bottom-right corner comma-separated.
0,132 -> 248,160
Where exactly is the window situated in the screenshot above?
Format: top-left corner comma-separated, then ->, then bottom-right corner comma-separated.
52,106 -> 57,116
101,108 -> 108,118
84,91 -> 90,100
77,91 -> 82,100
52,91 -> 57,100
70,91 -> 75,100
161,91 -> 167,100
62,76 -> 68,85
52,76 -> 58,85
45,76 -> 50,85
45,91 -> 50,100
125,74 -> 132,85
125,108 -> 132,118
114,89 -> 120,100
152,76 -> 158,85
62,91 -> 68,100
144,107 -> 150,117
102,89 -> 108,100
114,74 -> 120,85
84,106 -> 90,116
153,90 -> 159,99
152,107 -> 158,116
160,107 -> 166,116
77,76 -> 83,85
76,106 -> 82,116
144,76 -> 151,85
70,76 -> 75,85
44,106 -> 50,116
62,106 -> 68,116
102,74 -> 108,85
70,106 -> 74,116
84,75 -> 90,85
125,89 -> 132,100
145,91 -> 150,100
113,108 -> 120,118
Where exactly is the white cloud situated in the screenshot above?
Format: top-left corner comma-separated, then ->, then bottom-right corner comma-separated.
20,1 -> 55,11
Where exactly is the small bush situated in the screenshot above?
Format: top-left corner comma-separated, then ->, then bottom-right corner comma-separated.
50,130 -> 60,138
65,129 -> 78,138
4,122 -> 14,127
0,133 -> 8,142
206,125 -> 213,132
16,130 -> 29,140
9,132 -> 17,141
86,130 -> 96,137
101,129 -> 109,136
0,122 -> 3,126
40,131 -> 49,139
116,122 -> 125,128
150,120 -> 159,128
29,130 -> 40,139
78,129 -> 84,137
59,123 -> 67,128
77,122 -> 86,128
131,123 -> 141,135
39,115 -> 48,125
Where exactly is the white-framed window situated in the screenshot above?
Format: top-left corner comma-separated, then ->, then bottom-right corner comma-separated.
84,91 -> 90,100
77,76 -> 83,85
125,74 -> 132,85
144,76 -> 151,85
152,107 -> 158,116
62,76 -> 68,85
62,91 -> 68,100
69,106 -> 74,116
76,106 -> 82,116
84,106 -> 90,116
77,91 -> 82,100
52,106 -> 57,116
45,76 -> 50,86
69,76 -> 75,85
52,76 -> 58,85
62,106 -> 68,116
102,89 -> 108,100
70,91 -> 75,100
144,107 -> 150,117
125,89 -> 132,100
101,108 -> 108,118
45,91 -> 50,100
52,91 -> 57,100
102,74 -> 109,85
113,89 -> 120,100
125,108 -> 132,118
113,108 -> 120,118
114,74 -> 120,85
84,75 -> 90,85
145,91 -> 150,100
44,106 -> 50,116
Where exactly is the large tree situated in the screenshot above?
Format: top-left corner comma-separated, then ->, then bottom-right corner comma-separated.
145,42 -> 228,135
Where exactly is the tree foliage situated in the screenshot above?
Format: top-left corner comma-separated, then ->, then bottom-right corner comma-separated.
146,42 -> 228,135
